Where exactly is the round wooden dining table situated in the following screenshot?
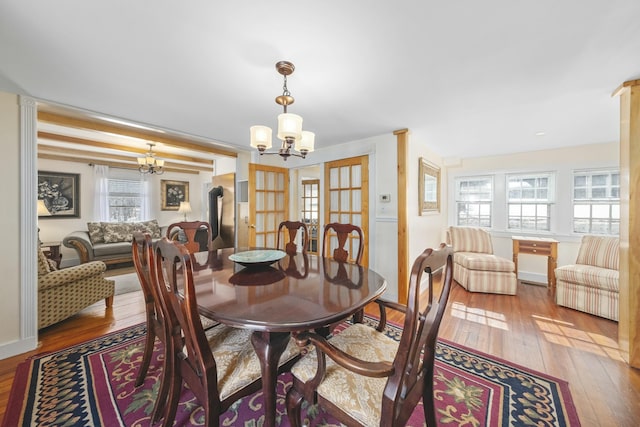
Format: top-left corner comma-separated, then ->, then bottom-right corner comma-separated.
188,248 -> 387,427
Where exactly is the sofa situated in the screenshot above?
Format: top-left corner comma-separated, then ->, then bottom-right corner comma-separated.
38,245 -> 115,329
63,220 -> 166,265
555,235 -> 619,321
448,226 -> 518,295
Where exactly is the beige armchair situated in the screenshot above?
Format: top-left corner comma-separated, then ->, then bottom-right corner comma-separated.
448,226 -> 517,295
37,246 -> 115,329
555,235 -> 619,321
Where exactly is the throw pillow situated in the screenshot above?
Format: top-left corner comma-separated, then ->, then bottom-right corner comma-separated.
103,222 -> 134,243
133,219 -> 162,239
87,222 -> 105,244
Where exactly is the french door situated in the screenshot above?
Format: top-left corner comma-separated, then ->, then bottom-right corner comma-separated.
324,156 -> 369,266
248,163 -> 289,248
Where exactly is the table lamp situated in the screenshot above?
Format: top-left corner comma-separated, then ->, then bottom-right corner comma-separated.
178,201 -> 192,221
37,199 -> 51,245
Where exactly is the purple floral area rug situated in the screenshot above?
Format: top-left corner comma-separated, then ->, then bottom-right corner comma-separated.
4,318 -> 580,426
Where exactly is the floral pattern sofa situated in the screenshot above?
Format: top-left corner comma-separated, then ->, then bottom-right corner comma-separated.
38,246 -> 115,329
63,220 -> 166,265
555,235 -> 619,321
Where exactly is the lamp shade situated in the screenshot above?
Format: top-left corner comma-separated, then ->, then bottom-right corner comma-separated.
277,113 -> 303,140
178,201 -> 192,214
37,199 -> 51,216
250,125 -> 273,150
295,131 -> 315,153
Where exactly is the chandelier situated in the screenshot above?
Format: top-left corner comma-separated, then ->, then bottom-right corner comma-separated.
250,61 -> 315,160
137,142 -> 165,175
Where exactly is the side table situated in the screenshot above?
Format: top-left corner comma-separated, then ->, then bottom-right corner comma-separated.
512,236 -> 558,294
41,241 -> 62,269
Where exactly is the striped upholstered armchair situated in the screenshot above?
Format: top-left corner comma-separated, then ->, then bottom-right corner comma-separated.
555,235 -> 619,321
37,246 -> 115,329
448,226 -> 517,295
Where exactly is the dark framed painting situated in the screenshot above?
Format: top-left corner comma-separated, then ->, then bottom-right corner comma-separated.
161,179 -> 189,210
37,171 -> 80,218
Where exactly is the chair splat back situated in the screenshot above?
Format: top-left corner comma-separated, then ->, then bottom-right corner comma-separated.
322,222 -> 364,265
167,221 -> 213,253
277,221 -> 309,255
382,244 -> 453,426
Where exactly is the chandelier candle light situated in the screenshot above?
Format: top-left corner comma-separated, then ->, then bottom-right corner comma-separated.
250,61 -> 315,160
138,143 -> 165,175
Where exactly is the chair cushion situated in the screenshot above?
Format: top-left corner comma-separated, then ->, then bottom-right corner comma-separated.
449,226 -> 494,254
454,252 -> 515,272
576,236 -> 619,271
290,323 -> 398,427
205,325 -> 301,400
555,264 -> 619,292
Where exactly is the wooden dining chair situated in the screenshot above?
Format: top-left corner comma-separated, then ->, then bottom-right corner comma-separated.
166,220 -> 213,253
132,232 -> 218,423
286,244 -> 453,427
321,222 -> 364,265
276,221 -> 309,255
154,237 -> 301,427
131,231 -> 173,424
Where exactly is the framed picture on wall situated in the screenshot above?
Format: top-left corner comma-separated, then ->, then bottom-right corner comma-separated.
419,158 -> 440,214
161,180 -> 189,210
37,171 -> 80,218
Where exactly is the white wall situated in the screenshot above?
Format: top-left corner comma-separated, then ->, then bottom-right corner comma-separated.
407,135 -> 448,281
446,141 -> 619,283
37,158 -> 213,266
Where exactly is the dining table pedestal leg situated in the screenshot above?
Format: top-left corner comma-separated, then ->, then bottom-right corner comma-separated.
250,330 -> 291,427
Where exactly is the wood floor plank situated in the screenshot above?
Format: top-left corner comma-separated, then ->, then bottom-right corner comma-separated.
0,278 -> 639,426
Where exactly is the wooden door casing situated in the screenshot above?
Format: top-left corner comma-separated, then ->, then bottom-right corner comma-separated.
323,156 -> 369,266
248,163 -> 289,248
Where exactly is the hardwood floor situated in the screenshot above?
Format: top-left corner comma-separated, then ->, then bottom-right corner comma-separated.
1,280 -> 638,426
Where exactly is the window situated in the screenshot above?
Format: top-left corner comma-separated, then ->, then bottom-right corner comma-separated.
108,179 -> 143,222
301,179 -> 319,254
507,173 -> 554,232
572,169 -> 619,235
455,176 -> 492,227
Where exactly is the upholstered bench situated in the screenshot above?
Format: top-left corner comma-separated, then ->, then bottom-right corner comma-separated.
555,235 -> 619,321
448,226 -> 517,295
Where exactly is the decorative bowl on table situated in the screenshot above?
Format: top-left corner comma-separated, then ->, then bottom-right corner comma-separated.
229,249 -> 287,268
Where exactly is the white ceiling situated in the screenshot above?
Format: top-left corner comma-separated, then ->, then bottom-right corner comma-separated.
2,1 -> 640,160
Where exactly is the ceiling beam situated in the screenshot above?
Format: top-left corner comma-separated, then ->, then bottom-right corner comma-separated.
38,111 -> 239,158
38,153 -> 202,174
38,131 -> 213,166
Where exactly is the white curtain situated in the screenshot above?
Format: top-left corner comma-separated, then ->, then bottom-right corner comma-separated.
140,174 -> 150,220
93,165 -> 110,221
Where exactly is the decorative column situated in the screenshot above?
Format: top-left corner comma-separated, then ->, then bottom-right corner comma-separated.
613,79 -> 640,368
20,95 -> 38,343
394,129 -> 409,304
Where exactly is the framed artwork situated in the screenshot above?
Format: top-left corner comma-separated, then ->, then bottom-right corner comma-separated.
419,158 -> 440,214
37,171 -> 80,218
161,180 -> 189,210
